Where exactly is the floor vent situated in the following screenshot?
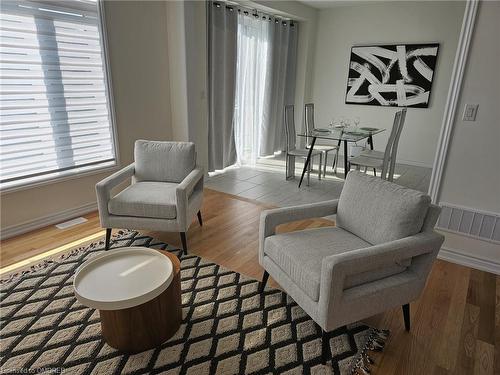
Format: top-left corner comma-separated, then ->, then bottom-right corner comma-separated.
55,217 -> 88,230
437,203 -> 500,244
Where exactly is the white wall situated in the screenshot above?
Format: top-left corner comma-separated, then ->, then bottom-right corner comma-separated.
165,1 -> 190,143
1,1 -> 174,231
311,1 -> 465,167
438,1 -> 500,270
183,1 -> 209,170
439,1 -> 500,213
162,1 -> 209,171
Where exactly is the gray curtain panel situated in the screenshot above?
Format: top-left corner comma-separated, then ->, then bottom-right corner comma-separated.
260,21 -> 299,156
208,2 -> 238,171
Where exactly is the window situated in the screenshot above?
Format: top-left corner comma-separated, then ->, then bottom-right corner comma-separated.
0,0 -> 117,191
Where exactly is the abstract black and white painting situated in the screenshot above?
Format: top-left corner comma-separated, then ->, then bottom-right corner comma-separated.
345,43 -> 439,108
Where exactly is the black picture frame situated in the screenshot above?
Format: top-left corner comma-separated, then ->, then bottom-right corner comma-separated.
345,43 -> 440,108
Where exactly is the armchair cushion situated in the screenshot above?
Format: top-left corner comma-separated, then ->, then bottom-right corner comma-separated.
337,171 -> 431,245
108,182 -> 177,219
134,140 -> 196,183
264,226 -> 408,302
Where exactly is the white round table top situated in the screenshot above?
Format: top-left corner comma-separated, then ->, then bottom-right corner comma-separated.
73,247 -> 173,310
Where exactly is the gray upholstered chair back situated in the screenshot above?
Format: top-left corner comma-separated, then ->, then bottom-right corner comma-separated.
421,203 -> 441,231
134,140 -> 196,183
304,103 -> 314,147
337,171 -> 432,245
284,105 -> 296,152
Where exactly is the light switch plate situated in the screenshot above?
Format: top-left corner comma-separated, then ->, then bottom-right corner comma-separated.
463,104 -> 479,121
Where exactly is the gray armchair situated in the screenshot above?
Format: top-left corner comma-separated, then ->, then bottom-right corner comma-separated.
258,171 -> 444,364
96,140 -> 204,255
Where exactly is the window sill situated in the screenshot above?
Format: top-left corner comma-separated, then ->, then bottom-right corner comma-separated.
0,162 -> 120,195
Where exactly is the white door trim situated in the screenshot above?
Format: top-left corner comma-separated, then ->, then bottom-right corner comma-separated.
428,0 -> 479,203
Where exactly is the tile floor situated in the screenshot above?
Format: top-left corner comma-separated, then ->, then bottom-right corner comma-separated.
206,154 -> 432,208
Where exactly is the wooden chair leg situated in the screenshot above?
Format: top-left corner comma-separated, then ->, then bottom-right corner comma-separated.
259,271 -> 269,293
402,303 -> 410,331
105,228 -> 112,250
180,232 -> 188,256
197,211 -> 203,226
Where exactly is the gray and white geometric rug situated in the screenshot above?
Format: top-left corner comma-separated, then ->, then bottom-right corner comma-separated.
0,231 -> 388,375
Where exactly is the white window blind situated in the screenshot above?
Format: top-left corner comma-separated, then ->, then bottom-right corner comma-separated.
0,0 -> 117,190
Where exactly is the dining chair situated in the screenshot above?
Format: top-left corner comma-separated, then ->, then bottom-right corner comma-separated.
304,103 -> 339,177
284,105 -> 323,185
349,110 -> 403,180
358,108 -> 407,181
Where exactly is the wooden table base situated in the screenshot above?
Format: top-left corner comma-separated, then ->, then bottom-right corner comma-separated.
99,251 -> 182,353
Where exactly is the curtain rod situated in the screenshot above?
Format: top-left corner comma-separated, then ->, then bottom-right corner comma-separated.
212,1 -> 296,26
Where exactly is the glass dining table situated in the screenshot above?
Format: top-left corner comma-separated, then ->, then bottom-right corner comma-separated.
296,126 -> 385,187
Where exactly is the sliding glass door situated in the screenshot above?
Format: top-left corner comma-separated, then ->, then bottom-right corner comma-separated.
234,13 -> 271,165
207,2 -> 298,172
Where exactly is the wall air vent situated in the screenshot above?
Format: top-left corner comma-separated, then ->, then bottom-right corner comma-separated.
437,203 -> 500,244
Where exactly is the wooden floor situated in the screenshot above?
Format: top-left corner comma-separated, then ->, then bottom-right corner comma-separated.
1,189 -> 498,374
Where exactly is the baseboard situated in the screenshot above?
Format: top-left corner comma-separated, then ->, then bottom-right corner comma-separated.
1,202 -> 98,240
333,152 -> 433,169
395,158 -> 433,169
438,246 -> 500,275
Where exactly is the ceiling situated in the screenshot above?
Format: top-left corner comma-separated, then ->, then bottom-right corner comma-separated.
297,0 -> 386,9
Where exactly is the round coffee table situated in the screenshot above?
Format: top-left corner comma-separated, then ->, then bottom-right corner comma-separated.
74,247 -> 182,353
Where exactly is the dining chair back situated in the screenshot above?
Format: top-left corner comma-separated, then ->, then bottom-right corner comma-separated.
380,110 -> 402,179
304,103 -> 314,147
387,108 -> 407,181
304,103 -> 339,176
284,104 -> 324,183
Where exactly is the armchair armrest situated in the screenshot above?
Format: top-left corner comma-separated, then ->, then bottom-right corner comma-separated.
323,231 -> 444,277
176,166 -> 204,227
95,163 -> 135,216
318,231 -> 444,324
259,200 -> 339,263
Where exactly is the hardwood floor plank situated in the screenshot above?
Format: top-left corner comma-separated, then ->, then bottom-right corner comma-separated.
435,264 -> 471,371
477,272 -> 496,345
467,269 -> 483,307
0,211 -> 102,268
433,365 -> 450,375
455,303 -> 480,375
473,340 -> 494,375
393,261 -> 457,375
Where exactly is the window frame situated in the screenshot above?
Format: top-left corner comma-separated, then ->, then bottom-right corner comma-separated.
0,0 -> 120,194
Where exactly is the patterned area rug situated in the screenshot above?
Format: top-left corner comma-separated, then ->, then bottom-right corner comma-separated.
0,231 -> 388,375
